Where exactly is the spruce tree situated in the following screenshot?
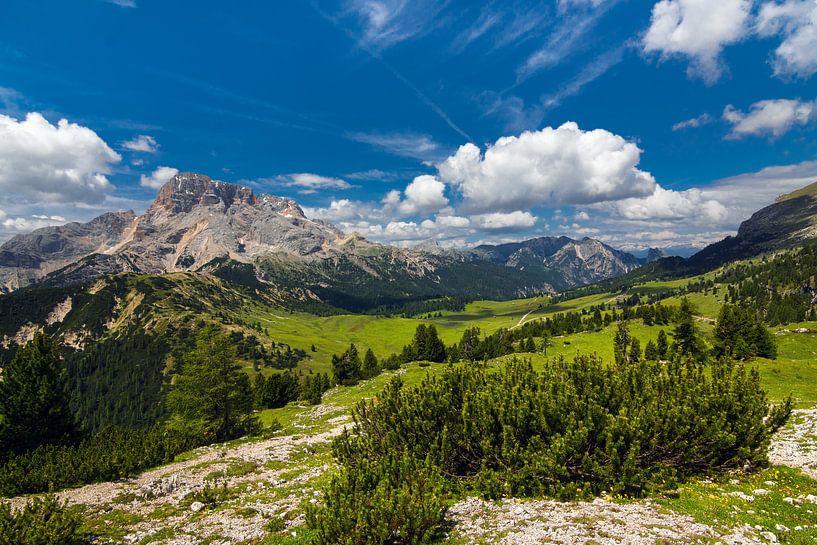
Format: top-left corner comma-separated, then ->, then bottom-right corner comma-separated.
629,337 -> 642,363
362,348 -> 379,379
644,339 -> 659,361
613,322 -> 631,364
674,298 -> 706,361
0,333 -> 77,456
656,329 -> 669,359
332,344 -> 362,386
167,327 -> 257,442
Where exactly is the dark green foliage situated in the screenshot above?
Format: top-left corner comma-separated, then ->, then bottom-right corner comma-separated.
311,351 -> 790,543
0,495 -> 84,545
331,344 -> 362,386
0,333 -> 77,457
361,348 -> 380,379
411,325 -> 446,363
254,372 -> 300,409
167,327 -> 258,442
300,373 -> 331,405
673,298 -> 707,361
307,452 -> 445,545
629,336 -> 642,363
714,304 -> 778,360
0,424 -> 198,497
657,329 -> 669,359
644,339 -> 659,361
613,322 -> 631,365
64,328 -> 169,433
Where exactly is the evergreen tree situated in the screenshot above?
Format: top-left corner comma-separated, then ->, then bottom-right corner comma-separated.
613,322 -> 631,365
167,327 -> 258,442
714,304 -> 777,359
657,329 -> 669,359
629,337 -> 642,363
525,336 -> 536,352
644,339 -> 659,361
412,324 -> 446,362
458,327 -> 481,361
332,344 -> 362,386
674,298 -> 706,361
0,333 -> 77,456
361,348 -> 380,379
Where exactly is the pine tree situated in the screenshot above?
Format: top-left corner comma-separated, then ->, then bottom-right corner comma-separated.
362,348 -> 379,379
656,329 -> 669,359
525,337 -> 536,352
332,344 -> 362,386
167,327 -> 258,442
613,322 -> 631,364
629,337 -> 642,363
644,339 -> 659,361
0,333 -> 77,456
674,298 -> 706,361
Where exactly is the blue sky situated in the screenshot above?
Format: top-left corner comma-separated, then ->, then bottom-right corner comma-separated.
1,0 -> 816,253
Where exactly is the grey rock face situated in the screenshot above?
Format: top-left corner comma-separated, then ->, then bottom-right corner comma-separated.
471,236 -> 641,290
0,173 -> 639,295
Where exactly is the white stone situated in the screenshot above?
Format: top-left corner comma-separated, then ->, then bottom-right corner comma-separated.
190,501 -> 205,512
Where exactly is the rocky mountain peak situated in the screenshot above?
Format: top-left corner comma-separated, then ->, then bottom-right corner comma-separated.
151,173 -> 257,214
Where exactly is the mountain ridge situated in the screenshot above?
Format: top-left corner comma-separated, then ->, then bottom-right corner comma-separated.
0,172 -> 643,307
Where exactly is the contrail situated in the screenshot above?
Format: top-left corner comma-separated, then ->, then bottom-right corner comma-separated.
305,0 -> 473,143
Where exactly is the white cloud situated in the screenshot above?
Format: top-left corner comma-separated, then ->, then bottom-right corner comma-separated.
723,98 -> 815,138
574,210 -> 590,221
757,0 -> 817,79
140,166 -> 179,189
347,0 -> 445,50
121,134 -> 159,153
437,122 -> 656,213
642,0 -> 752,83
274,173 -> 352,193
347,131 -> 443,162
602,186 -> 729,223
106,0 -> 136,7
397,175 -> 449,216
2,215 -> 67,233
472,211 -> 537,230
672,113 -> 713,130
0,112 -> 120,204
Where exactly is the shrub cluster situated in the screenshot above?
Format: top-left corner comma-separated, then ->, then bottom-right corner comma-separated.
0,424 -> 198,497
0,495 -> 84,545
309,355 -> 791,544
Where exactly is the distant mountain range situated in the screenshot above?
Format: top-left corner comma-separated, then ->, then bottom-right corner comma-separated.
571,179 -> 817,292
0,173 -> 647,310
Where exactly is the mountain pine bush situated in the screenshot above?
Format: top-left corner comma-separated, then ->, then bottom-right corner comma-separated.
309,354 -> 790,545
0,495 -> 84,545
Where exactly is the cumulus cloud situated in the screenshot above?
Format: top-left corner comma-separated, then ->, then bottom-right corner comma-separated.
0,112 -> 120,204
672,113 -> 713,131
121,134 -> 159,153
723,98 -> 815,138
642,0 -> 752,83
471,211 -> 537,230
757,0 -> 817,79
601,186 -> 729,223
140,166 -> 179,189
397,175 -> 449,216
437,122 -> 656,213
2,214 -> 67,233
274,173 -> 352,194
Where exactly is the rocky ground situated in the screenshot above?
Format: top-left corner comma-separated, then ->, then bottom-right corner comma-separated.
6,407 -> 817,545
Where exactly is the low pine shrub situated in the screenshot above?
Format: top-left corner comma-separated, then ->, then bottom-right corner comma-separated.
0,424 -> 201,497
0,495 -> 84,545
309,355 -> 791,545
